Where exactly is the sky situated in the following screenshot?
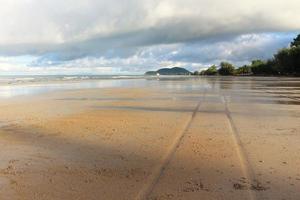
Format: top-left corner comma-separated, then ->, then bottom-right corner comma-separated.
0,0 -> 299,75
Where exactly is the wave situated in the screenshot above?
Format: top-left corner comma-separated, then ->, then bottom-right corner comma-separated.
0,75 -> 145,85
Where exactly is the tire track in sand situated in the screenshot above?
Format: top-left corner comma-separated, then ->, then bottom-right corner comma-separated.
135,92 -> 206,200
222,96 -> 257,200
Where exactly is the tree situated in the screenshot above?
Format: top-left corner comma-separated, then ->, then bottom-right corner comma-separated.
205,65 -> 218,75
291,34 -> 300,47
218,62 -> 235,75
198,65 -> 218,75
250,59 -> 277,75
274,46 -> 300,75
289,46 -> 300,75
236,65 -> 252,75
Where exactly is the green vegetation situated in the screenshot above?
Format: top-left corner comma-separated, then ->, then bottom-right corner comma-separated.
194,34 -> 300,76
235,65 -> 252,75
248,59 -> 276,75
145,67 -> 191,75
197,65 -> 218,75
218,62 -> 235,75
199,63 -> 237,76
274,46 -> 300,75
291,34 -> 300,47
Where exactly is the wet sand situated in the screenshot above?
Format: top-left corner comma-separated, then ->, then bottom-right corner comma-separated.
0,77 -> 300,200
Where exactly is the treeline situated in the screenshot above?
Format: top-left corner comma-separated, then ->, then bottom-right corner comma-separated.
193,34 -> 300,76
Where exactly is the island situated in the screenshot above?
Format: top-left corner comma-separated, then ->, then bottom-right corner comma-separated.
145,67 -> 191,75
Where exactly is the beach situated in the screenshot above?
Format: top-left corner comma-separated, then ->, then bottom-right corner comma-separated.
0,76 -> 300,200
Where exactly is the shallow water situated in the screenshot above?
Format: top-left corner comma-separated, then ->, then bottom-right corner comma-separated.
0,79 -> 146,98
0,76 -> 300,105
0,76 -> 210,98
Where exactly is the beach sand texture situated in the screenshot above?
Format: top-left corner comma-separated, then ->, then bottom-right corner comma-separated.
0,77 -> 300,200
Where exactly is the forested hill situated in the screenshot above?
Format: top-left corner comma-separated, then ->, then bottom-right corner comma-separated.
145,67 -> 191,75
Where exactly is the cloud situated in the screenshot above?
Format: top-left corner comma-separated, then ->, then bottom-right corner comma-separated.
0,32 -> 295,75
0,0 -> 299,74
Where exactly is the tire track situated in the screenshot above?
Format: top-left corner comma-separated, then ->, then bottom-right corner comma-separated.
222,96 -> 258,200
135,92 -> 206,200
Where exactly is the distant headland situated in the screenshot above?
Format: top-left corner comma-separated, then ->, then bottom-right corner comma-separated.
145,67 -> 191,76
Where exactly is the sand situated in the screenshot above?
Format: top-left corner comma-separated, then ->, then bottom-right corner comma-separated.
0,77 -> 300,200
